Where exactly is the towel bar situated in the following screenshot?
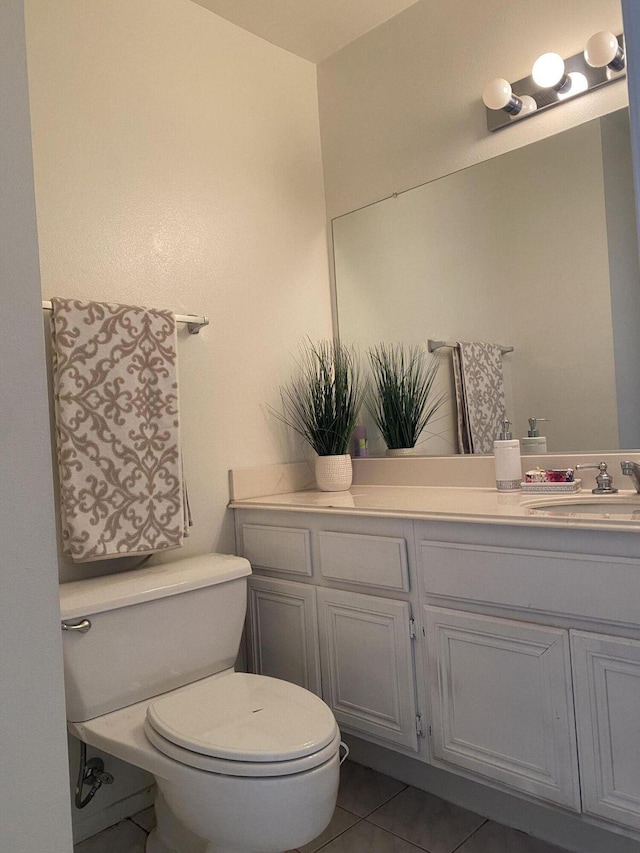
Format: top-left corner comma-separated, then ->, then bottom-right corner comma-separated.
42,301 -> 209,335
428,339 -> 514,355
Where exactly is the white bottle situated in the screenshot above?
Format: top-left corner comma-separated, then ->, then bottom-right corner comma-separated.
493,419 -> 522,491
521,417 -> 548,455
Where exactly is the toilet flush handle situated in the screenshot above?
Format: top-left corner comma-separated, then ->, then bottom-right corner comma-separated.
61,619 -> 92,633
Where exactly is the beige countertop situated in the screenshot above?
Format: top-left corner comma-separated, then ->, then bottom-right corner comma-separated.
230,485 -> 640,532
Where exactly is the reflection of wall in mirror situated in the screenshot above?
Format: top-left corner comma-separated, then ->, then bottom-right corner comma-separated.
602,109 -> 640,449
334,113 -> 640,455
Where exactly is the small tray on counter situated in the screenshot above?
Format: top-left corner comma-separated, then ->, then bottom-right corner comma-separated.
521,479 -> 582,494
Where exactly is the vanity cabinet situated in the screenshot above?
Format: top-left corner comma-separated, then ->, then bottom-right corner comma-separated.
234,505 -> 640,842
424,606 -> 580,810
571,631 -> 640,830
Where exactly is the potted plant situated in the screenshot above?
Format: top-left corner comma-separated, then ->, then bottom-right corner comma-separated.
367,343 -> 445,455
271,339 -> 364,490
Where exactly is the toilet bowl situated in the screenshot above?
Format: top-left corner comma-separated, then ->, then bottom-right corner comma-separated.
61,554 -> 343,853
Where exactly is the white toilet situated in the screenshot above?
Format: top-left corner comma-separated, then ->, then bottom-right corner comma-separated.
60,554 -> 343,853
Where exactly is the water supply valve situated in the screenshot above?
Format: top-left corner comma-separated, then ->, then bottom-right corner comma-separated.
75,743 -> 114,809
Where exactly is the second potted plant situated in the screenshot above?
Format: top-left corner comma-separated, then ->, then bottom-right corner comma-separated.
367,343 -> 445,456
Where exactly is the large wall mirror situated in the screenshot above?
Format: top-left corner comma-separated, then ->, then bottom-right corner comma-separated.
333,109 -> 640,456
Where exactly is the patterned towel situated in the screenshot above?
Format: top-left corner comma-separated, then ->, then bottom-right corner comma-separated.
50,298 -> 189,562
452,342 -> 506,454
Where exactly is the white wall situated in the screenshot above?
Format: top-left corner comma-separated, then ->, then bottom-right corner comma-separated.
0,1 -> 73,851
318,0 -> 626,220
24,0 -> 332,839
25,0 -> 333,572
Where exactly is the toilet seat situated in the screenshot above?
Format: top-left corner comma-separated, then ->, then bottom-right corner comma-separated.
145,672 -> 340,777
144,719 -> 341,777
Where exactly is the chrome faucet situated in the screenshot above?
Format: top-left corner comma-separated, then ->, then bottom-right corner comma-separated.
621,460 -> 640,493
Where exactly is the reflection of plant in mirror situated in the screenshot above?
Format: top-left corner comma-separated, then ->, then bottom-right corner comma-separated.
270,339 -> 365,456
367,344 -> 446,451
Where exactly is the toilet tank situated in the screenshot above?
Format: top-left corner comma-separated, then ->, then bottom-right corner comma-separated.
60,553 -> 251,722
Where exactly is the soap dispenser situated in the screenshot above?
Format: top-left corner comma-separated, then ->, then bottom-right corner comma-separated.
493,419 -> 522,491
521,417 -> 548,455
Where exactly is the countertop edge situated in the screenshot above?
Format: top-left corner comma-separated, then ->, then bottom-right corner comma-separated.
228,486 -> 640,534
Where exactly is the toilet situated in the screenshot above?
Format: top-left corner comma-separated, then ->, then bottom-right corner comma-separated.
60,554 -> 343,853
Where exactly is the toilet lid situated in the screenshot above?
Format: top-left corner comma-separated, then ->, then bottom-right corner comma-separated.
146,673 -> 338,762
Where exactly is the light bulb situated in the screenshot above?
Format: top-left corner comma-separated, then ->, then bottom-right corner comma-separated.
508,94 -> 538,121
557,72 -> 588,100
584,31 -> 625,70
518,95 -> 538,115
532,52 -> 567,89
482,78 -> 522,113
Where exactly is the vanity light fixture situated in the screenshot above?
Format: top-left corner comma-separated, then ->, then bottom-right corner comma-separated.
483,32 -> 625,132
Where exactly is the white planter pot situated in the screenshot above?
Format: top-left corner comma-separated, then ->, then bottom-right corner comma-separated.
386,447 -> 416,457
315,454 -> 353,492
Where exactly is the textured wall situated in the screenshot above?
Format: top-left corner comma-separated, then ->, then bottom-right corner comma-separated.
25,0 -> 332,577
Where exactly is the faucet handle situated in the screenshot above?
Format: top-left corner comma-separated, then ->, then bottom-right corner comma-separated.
575,461 -> 618,494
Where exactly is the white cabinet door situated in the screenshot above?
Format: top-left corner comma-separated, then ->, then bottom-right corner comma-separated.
572,630 -> 640,830
317,587 -> 418,751
424,606 -> 580,810
247,576 -> 321,695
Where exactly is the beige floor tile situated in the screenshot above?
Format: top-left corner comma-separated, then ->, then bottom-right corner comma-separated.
319,819 -> 426,853
74,820 -> 147,853
456,821 -> 569,853
130,805 -> 156,832
296,806 -> 361,853
337,761 -> 407,817
367,786 -> 486,853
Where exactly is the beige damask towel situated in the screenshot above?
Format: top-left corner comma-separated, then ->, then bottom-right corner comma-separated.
51,298 -> 189,562
452,341 -> 506,455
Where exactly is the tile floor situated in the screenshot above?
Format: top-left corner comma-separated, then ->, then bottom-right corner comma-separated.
74,761 -> 570,853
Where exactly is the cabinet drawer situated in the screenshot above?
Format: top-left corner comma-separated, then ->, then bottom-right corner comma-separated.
420,540 -> 640,628
319,531 -> 409,592
242,524 -> 312,576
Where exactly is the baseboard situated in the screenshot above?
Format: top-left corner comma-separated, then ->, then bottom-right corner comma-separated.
344,736 -> 640,853
71,784 -> 156,844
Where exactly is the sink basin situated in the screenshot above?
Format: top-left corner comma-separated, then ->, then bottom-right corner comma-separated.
528,496 -> 640,518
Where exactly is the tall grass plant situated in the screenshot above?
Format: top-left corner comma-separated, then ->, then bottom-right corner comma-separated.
368,343 -> 445,450
271,339 -> 364,456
